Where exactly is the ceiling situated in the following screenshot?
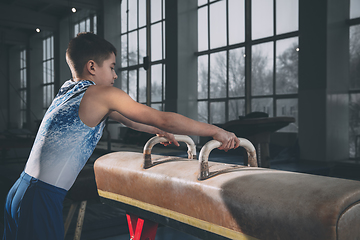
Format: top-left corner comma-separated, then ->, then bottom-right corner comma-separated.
0,0 -> 100,46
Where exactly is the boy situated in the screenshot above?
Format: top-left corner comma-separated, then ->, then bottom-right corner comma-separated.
3,32 -> 240,240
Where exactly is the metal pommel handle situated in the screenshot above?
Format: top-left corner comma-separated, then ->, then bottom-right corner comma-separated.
143,135 -> 197,169
198,138 -> 257,180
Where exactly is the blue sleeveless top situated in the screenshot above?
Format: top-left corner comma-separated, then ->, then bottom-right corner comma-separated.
24,80 -> 106,190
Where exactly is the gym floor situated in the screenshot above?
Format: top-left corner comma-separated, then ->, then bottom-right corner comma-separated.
1,140 -> 359,240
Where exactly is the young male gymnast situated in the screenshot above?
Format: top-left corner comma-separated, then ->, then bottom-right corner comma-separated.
2,32 -> 240,240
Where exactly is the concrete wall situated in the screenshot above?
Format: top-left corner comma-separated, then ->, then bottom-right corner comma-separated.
0,44 -> 9,131
8,46 -> 21,129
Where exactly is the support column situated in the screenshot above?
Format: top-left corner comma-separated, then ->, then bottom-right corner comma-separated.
165,0 -> 198,122
299,0 -> 350,162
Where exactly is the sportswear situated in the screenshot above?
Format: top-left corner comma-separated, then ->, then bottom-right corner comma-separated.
24,80 -> 106,190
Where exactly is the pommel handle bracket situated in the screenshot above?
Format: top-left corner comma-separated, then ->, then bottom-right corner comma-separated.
143,135 -> 197,169
198,138 -> 257,180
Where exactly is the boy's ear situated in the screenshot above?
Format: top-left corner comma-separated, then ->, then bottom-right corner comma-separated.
85,60 -> 96,76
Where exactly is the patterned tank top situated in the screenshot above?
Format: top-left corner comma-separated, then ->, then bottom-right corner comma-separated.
24,80 -> 106,190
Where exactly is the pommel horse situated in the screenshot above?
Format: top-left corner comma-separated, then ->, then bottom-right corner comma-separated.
94,135 -> 360,240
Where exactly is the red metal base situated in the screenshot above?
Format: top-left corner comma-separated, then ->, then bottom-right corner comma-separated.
126,213 -> 158,240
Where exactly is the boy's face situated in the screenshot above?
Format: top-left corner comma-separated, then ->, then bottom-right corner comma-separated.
94,52 -> 117,86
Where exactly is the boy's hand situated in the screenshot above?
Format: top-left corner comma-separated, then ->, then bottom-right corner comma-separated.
156,132 -> 180,147
212,130 -> 240,152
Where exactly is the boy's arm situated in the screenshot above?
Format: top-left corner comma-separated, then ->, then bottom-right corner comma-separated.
83,85 -> 239,151
108,111 -> 180,146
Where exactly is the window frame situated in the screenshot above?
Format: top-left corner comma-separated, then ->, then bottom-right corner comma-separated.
196,0 -> 299,130
42,35 -> 55,113
119,0 -> 166,110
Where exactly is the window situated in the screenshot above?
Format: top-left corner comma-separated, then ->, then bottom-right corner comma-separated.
349,0 -> 360,158
74,14 -> 97,36
120,0 -> 166,110
197,0 -> 299,132
43,35 -> 54,113
20,49 -> 27,128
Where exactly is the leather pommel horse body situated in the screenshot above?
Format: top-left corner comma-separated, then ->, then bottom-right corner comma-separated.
94,135 -> 360,240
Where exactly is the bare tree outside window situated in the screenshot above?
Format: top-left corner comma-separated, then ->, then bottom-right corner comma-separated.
276,38 -> 299,94
349,24 -> 360,158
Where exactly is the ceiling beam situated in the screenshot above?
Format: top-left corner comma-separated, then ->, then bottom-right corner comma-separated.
38,0 -> 100,11
0,4 -> 58,31
0,28 -> 28,46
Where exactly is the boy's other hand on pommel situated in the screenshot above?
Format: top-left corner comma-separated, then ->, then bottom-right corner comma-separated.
156,132 -> 180,147
213,130 -> 240,152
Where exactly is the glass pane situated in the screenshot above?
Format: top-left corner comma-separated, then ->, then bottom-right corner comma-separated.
229,0 -> 245,44
252,0 -> 273,40
252,42 -> 273,96
276,37 -> 299,94
198,0 -> 207,6
151,0 -> 162,23
151,23 -> 162,61
276,0 -> 298,34
51,36 -> 54,58
210,101 -> 226,124
129,0 -> 138,31
47,61 -> 51,84
151,103 -> 163,111
198,6 -> 208,51
276,99 -> 298,132
252,98 -> 273,116
43,62 -> 46,84
139,0 -> 146,27
80,20 -> 86,33
349,93 -> 360,158
129,70 -> 137,100
121,35 -> 128,67
43,85 -> 46,107
139,68 -> 146,103
47,85 -> 52,106
210,0 -> 226,49
128,31 -> 138,66
43,39 -> 46,60
47,37 -> 51,59
198,55 -> 208,99
350,0 -> 360,19
121,0 -> 128,33
93,15 -> 97,34
198,101 -> 208,123
350,25 -> 360,89
86,18 -> 90,32
210,51 -> 226,98
121,71 -> 128,93
139,28 -> 146,64
229,48 -> 245,97
74,23 -> 79,37
229,99 -> 245,120
151,64 -> 162,102
51,60 -> 54,82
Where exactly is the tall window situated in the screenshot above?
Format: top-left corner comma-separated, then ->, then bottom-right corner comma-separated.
197,0 -> 299,132
20,49 -> 27,127
43,35 -> 54,113
120,0 -> 166,110
74,14 -> 97,37
349,0 -> 360,158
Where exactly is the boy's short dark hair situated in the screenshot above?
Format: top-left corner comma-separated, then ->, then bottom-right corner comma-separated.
66,32 -> 117,76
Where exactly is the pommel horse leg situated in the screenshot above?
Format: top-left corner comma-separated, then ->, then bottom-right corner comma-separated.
126,213 -> 158,240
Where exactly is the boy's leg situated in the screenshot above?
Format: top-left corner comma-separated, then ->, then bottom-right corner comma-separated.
3,172 -> 66,240
3,173 -> 27,240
